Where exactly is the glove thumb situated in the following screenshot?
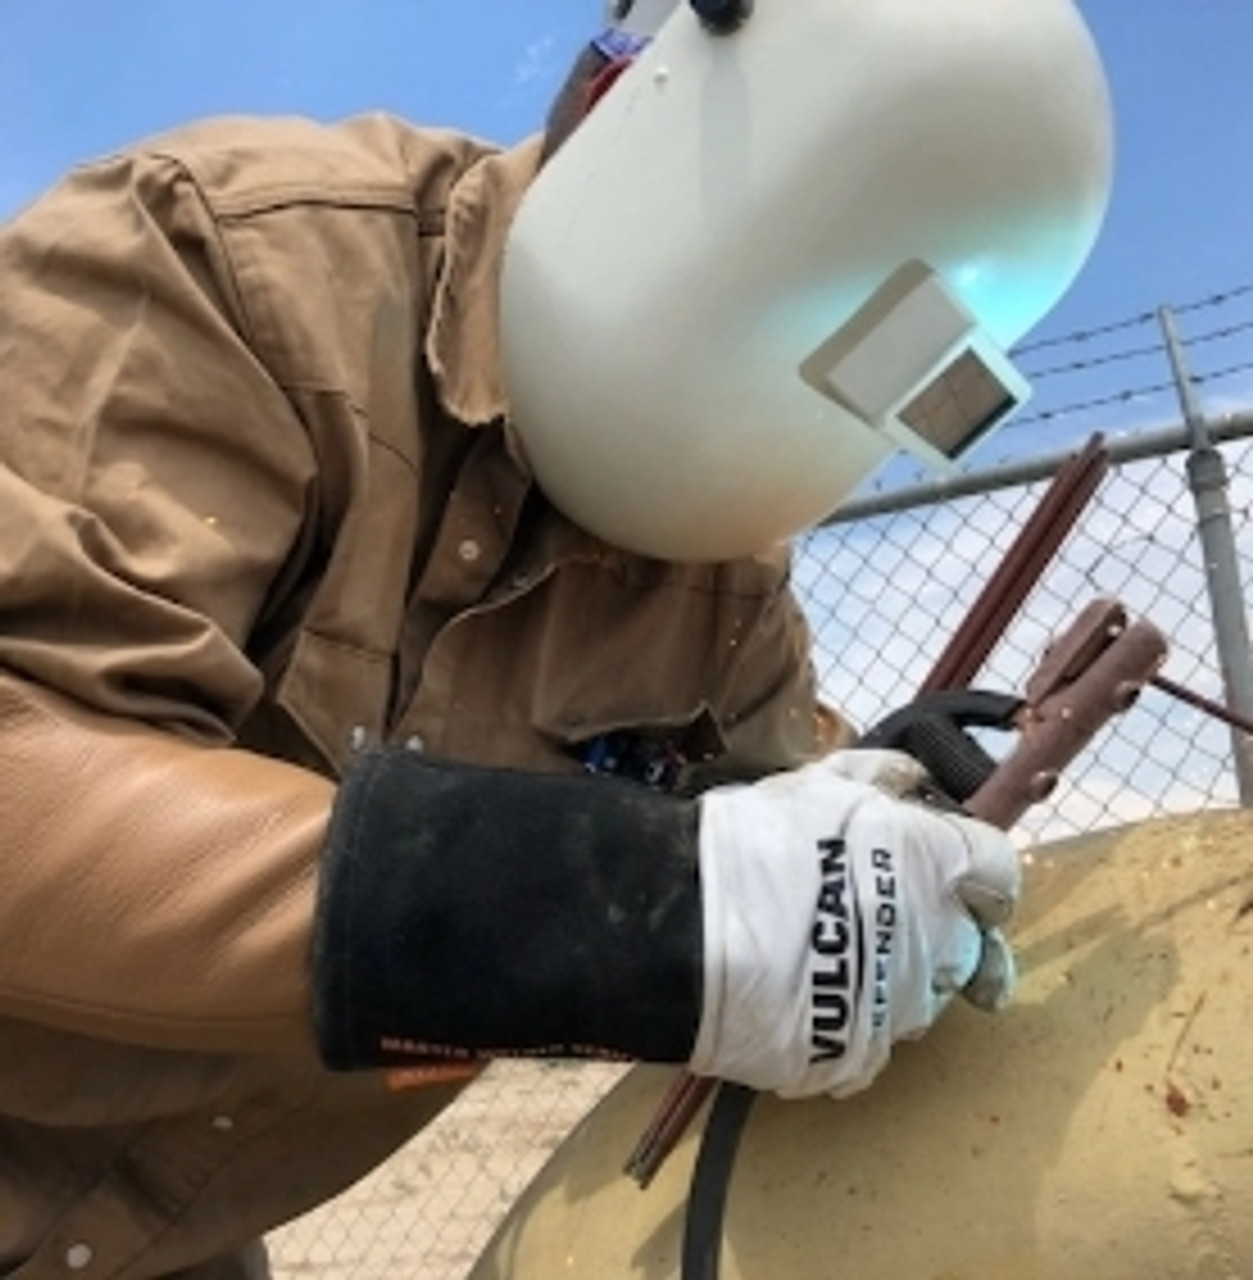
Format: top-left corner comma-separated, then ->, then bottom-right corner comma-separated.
950,814 -> 1021,929
962,927 -> 1017,1012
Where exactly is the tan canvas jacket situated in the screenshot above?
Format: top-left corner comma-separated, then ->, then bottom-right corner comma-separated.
0,113 -> 843,1277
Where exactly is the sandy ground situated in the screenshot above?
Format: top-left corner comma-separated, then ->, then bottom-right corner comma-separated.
267,1061 -> 628,1280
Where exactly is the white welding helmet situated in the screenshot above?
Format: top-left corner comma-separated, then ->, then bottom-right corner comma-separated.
500,0 -> 1113,562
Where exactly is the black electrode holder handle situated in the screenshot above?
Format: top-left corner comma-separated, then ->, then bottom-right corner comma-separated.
859,689 -> 1024,806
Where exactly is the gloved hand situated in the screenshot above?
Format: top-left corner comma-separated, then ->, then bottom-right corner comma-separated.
313,748 -> 1017,1082
690,749 -> 1020,1099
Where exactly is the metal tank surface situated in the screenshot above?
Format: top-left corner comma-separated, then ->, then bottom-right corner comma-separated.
470,809 -> 1253,1278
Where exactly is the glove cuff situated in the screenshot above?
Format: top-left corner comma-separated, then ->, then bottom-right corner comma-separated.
312,750 -> 704,1070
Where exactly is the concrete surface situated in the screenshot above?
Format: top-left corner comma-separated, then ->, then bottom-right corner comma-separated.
268,1061 -> 627,1280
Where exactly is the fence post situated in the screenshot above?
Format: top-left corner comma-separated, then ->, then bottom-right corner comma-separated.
1159,306 -> 1253,805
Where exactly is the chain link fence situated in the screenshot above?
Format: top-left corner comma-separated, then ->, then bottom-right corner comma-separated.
268,295 -> 1253,1279
798,414 -> 1253,845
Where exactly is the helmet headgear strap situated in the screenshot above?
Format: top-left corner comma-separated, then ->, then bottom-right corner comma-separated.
609,0 -> 754,38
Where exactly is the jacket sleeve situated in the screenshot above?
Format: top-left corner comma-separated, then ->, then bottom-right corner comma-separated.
0,146 -> 328,1050
0,144 -> 317,736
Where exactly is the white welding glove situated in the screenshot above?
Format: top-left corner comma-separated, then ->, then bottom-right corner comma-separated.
690,749 -> 1020,1099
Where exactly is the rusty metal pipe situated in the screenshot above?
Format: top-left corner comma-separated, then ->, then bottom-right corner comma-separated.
1151,673 -> 1253,739
921,434 -> 1109,694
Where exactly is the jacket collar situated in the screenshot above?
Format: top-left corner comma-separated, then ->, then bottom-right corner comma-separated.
425,133 -> 545,432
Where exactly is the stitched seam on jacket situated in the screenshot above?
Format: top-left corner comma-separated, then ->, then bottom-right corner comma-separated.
213,188 -> 442,225
147,155 -> 264,361
297,628 -> 394,665
138,150 -> 446,229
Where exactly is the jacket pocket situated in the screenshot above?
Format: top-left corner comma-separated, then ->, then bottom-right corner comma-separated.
275,629 -> 392,774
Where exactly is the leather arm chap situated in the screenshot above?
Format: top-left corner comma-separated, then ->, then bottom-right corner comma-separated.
312,750 -> 704,1070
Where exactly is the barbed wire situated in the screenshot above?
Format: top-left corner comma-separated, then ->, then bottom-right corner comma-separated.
1019,316 -> 1253,383
1012,280 -> 1253,358
1012,380 -> 1177,428
998,361 -> 1253,433
1005,280 -> 1253,427
1174,281 -> 1253,315
1023,339 -> 1165,380
1194,359 -> 1253,387
1012,310 -> 1156,357
1184,316 -> 1253,348
1018,318 -> 1253,387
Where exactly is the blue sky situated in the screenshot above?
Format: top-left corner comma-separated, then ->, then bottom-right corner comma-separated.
2,1 -> 1249,440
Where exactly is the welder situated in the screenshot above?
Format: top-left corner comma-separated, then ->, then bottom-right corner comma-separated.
0,0 -> 1110,1274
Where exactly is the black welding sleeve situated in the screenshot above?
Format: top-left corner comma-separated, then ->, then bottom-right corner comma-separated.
311,749 -> 704,1070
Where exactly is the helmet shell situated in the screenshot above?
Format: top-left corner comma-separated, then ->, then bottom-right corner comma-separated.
501,0 -> 1112,560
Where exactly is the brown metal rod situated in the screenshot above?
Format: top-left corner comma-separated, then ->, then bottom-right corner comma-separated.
1152,673 -> 1253,738
920,434 -> 1109,694
624,1073 -> 717,1187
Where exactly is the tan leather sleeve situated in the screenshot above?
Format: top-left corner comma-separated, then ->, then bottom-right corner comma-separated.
0,672 -> 331,1054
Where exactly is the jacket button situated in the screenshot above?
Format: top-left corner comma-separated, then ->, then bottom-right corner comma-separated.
65,1244 -> 94,1270
405,736 -> 426,754
457,538 -> 482,563
211,1115 -> 235,1131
